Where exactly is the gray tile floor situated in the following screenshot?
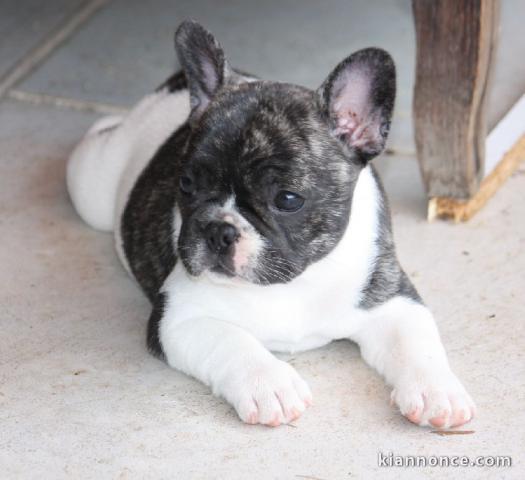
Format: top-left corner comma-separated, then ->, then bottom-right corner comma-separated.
0,0 -> 85,78
1,1 -> 524,479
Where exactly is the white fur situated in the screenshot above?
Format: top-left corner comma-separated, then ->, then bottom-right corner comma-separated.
68,86 -> 474,428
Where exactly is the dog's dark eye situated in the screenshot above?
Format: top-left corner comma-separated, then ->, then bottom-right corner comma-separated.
179,175 -> 195,194
273,191 -> 305,212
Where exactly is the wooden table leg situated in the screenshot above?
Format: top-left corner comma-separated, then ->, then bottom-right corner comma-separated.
412,0 -> 499,202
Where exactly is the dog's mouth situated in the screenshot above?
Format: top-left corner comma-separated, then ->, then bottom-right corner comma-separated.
178,241 -> 254,283
210,259 -> 236,278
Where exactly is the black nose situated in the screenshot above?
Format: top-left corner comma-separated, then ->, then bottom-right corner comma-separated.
205,222 -> 238,254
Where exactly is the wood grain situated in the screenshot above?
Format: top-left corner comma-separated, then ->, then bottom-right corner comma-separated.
412,0 -> 500,199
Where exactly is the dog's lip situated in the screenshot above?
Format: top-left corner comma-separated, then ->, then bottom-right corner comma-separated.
210,261 -> 236,277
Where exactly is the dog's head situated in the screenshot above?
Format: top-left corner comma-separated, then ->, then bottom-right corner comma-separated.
174,21 -> 395,284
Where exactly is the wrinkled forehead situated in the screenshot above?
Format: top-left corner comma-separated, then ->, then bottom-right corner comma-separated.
186,82 -> 348,184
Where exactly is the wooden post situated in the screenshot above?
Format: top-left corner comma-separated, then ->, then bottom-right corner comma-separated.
412,0 -> 499,200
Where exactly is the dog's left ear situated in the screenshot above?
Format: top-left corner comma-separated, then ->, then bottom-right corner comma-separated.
318,48 -> 396,162
175,20 -> 235,125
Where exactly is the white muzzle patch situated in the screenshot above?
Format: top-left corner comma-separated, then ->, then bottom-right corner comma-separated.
215,196 -> 264,276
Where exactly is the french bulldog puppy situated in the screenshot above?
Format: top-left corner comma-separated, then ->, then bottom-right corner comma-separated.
67,21 -> 475,428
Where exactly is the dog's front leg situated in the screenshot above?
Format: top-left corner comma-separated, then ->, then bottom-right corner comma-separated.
352,297 -> 476,428
159,313 -> 312,426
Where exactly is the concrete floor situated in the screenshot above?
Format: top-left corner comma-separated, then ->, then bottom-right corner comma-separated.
1,1 -> 524,479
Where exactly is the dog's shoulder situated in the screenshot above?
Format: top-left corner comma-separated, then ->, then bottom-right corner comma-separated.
357,166 -> 422,309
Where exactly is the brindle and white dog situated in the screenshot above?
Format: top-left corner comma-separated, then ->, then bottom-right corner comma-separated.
67,21 -> 475,428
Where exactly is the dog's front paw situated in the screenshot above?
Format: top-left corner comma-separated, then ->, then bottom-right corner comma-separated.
391,369 -> 476,429
226,359 -> 312,427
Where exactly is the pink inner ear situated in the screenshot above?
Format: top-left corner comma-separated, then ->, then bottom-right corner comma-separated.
201,59 -> 219,94
331,67 -> 382,152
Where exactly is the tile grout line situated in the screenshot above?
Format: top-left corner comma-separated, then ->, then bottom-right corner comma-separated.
8,89 -> 129,115
8,89 -> 414,155
0,0 -> 111,99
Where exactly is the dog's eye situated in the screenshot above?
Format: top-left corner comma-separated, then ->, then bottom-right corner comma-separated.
179,175 -> 195,194
273,191 -> 305,212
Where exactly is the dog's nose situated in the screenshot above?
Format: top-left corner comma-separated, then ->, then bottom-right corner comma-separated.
205,222 -> 238,254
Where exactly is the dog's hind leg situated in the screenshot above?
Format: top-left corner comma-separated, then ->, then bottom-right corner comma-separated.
66,114 -> 127,232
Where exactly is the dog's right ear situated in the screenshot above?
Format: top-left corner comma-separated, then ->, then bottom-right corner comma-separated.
175,21 -> 234,126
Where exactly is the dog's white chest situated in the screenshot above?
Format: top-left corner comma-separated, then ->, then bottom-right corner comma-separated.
164,263 -> 366,352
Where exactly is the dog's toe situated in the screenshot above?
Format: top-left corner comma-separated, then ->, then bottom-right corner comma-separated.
392,370 -> 475,429
234,360 -> 312,427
